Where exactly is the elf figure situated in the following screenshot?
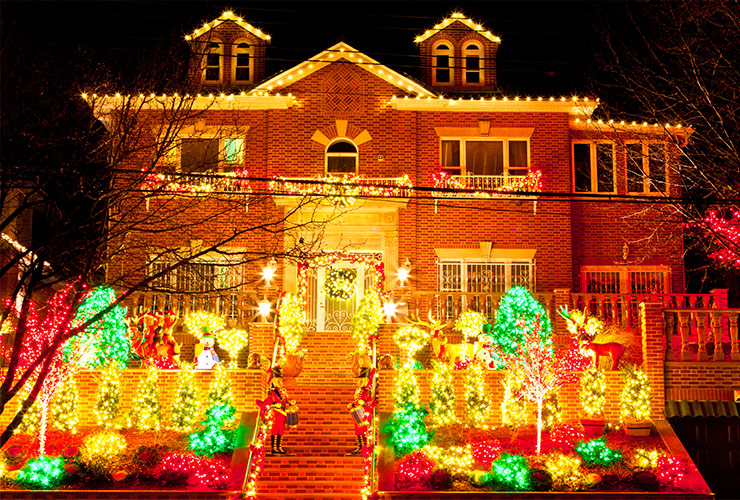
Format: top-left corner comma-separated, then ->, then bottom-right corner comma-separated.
194,333 -> 219,370
264,366 -> 296,456
346,366 -> 376,455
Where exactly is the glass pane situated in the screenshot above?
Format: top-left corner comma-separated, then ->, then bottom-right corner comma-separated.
436,68 -> 450,83
181,138 -> 219,172
328,141 -> 357,153
626,143 -> 644,192
648,144 -> 666,192
206,53 -> 220,67
224,138 -> 243,164
466,56 -> 479,70
466,141 -> 503,176
596,143 -> 614,192
441,140 -> 461,168
236,67 -> 250,81
205,67 -> 220,81
327,156 -> 356,173
509,141 -> 528,170
574,143 -> 591,192
465,70 -> 480,83
439,262 -> 462,291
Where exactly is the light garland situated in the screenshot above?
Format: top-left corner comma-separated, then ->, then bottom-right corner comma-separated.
95,364 -> 122,428
422,445 -> 473,474
269,174 -> 412,202
82,431 -> 128,462
141,168 -> 250,194
244,408 -> 274,499
184,311 -> 226,338
216,329 -> 249,368
429,361 -> 456,426
351,290 -> 384,355
51,375 -> 78,433
276,293 -> 306,354
620,364 -> 651,422
465,363 -> 491,427
415,12 -> 501,44
580,366 -> 606,417
170,363 -> 200,432
184,10 -> 271,42
324,267 -> 357,300
544,453 -> 582,490
575,437 -> 622,466
129,366 -> 162,430
433,170 -> 542,198
296,251 -> 385,303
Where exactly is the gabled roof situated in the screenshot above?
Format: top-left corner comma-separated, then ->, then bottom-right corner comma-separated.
415,12 -> 501,44
184,11 -> 271,42
252,42 -> 435,98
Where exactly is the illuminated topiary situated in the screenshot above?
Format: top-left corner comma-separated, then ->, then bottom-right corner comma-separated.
129,367 -> 161,430
95,364 -> 121,428
491,287 -> 552,368
620,364 -> 651,421
393,361 -> 420,410
51,375 -> 78,433
385,405 -> 432,457
429,361 -> 456,426
16,391 -> 42,434
352,290 -> 384,354
490,453 -> 531,491
205,364 -> 234,423
454,310 -> 487,346
277,293 -> 306,354
63,286 -> 131,369
215,329 -> 248,368
465,363 -> 490,427
580,366 -> 606,417
541,393 -> 562,432
170,363 -> 200,432
16,455 -> 65,489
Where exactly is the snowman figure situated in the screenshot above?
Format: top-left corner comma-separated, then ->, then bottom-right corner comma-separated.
195,333 -> 220,370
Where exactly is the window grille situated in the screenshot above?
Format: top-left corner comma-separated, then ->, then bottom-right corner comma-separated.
438,259 -> 534,293
581,266 -> 669,294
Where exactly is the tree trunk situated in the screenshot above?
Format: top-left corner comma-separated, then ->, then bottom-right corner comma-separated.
536,399 -> 543,455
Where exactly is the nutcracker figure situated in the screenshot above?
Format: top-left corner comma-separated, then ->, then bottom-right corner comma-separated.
263,366 -> 296,456
346,366 -> 375,455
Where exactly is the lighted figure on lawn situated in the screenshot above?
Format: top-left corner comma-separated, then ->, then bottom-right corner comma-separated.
130,310 -> 182,367
346,366 -> 376,455
194,333 -> 220,370
260,366 -> 297,456
558,307 -> 627,370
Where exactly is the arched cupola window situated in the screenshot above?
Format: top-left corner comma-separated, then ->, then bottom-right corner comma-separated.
432,41 -> 453,85
203,41 -> 223,83
232,40 -> 253,84
463,42 -> 483,85
326,140 -> 358,174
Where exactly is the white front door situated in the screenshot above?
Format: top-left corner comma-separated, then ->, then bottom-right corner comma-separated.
317,263 -> 365,331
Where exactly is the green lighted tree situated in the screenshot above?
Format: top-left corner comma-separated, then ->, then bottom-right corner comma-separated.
205,365 -> 234,424
385,361 -> 432,456
63,287 -> 131,369
170,363 -> 200,432
187,403 -> 236,457
491,287 -> 552,368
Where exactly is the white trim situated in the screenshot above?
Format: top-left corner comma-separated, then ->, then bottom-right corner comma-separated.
462,40 -> 484,85
625,141 -> 669,195
185,11 -> 271,42
432,40 -> 454,86
252,42 -> 435,98
231,39 -> 254,85
415,14 -> 501,44
325,139 -> 359,175
202,40 -> 224,84
439,136 -> 531,177
392,97 -> 597,117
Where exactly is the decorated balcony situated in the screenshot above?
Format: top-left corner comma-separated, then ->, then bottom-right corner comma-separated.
432,170 -> 542,198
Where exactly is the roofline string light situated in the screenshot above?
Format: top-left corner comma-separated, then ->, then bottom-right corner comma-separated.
185,11 -> 270,42
415,12 -> 501,44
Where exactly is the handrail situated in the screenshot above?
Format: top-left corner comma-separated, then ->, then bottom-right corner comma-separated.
369,338 -> 378,495
242,335 -> 280,493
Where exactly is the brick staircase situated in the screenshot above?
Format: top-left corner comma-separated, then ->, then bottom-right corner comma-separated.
255,329 -> 367,499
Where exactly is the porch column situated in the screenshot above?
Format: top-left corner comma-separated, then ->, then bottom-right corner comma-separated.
639,301 -> 666,419
553,288 -> 572,348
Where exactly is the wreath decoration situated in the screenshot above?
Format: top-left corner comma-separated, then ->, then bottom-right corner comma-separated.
325,267 -> 357,301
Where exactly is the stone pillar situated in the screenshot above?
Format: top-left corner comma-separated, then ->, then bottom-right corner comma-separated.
553,288 -> 572,348
639,301 -> 666,419
248,323 -> 276,359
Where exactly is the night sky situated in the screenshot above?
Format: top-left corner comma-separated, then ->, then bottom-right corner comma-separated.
2,1 -> 604,97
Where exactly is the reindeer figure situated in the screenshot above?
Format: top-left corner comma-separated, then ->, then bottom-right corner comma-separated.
406,312 -> 478,364
579,335 -> 626,370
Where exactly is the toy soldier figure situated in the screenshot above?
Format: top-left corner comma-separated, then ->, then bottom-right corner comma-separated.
264,366 -> 296,456
346,366 -> 375,455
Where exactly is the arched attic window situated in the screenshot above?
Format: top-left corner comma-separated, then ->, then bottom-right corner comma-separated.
432,42 -> 453,85
232,40 -> 254,84
463,42 -> 483,85
326,140 -> 358,174
203,41 -> 223,83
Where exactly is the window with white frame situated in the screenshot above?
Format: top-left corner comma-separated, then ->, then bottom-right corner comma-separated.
176,137 -> 245,173
326,140 -> 358,174
438,259 -> 534,293
463,42 -> 483,85
149,258 -> 243,293
440,138 -> 529,177
203,42 -> 223,83
626,142 -> 667,194
581,265 -> 670,294
232,41 -> 253,84
432,42 -> 453,84
573,141 -> 615,193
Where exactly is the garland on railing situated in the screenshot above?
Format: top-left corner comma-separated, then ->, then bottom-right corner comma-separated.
269,173 -> 413,207
141,168 -> 250,193
432,169 -> 542,197
244,406 -> 274,500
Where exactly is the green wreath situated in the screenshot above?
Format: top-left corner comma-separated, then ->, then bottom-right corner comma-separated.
325,267 -> 357,301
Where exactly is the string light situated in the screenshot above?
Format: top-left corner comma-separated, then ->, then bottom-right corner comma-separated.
433,170 -> 542,198
16,455 -> 65,490
429,361 -> 456,426
269,173 -> 412,201
693,209 -> 740,268
184,11 -> 271,42
575,437 -> 622,466
216,329 -> 249,368
95,364 -> 122,428
396,450 -> 435,488
632,448 -> 664,469
580,366 -> 606,417
51,375 -> 78,433
490,453 -> 531,491
128,366 -> 162,430
545,453 -> 582,489
140,168 -> 250,194
157,452 -> 230,489
394,325 -> 429,361
188,403 -> 236,457
351,290 -> 384,355
465,363 -> 491,427
324,267 -> 357,300
620,364 -> 651,422
276,293 -> 306,354
184,311 -> 226,338
169,363 -> 200,432
82,431 -> 128,462
205,365 -> 235,420
414,12 -> 501,44
472,440 -> 501,468
656,456 -> 686,486
423,445 -> 473,475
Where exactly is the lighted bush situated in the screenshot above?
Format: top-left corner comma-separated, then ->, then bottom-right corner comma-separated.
544,453 -> 582,490
16,455 -> 65,489
550,424 -> 584,452
472,440 -> 502,468
82,431 -> 127,462
575,437 -> 622,466
188,404 -> 237,457
395,450 -> 435,490
155,452 -> 229,489
656,456 -> 686,486
490,453 -> 531,491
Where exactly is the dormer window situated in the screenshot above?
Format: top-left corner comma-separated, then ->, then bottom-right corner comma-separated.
326,140 -> 358,174
432,42 -> 453,85
463,42 -> 483,85
233,41 -> 253,84
203,42 -> 223,83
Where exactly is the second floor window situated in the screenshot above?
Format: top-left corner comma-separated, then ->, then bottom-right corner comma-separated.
150,261 -> 222,292
432,42 -> 453,84
326,140 -> 358,174
178,137 -> 245,172
439,259 -> 534,293
463,42 -> 483,84
203,42 -> 223,83
573,142 -> 615,193
233,41 -> 252,83
626,142 -> 667,194
441,138 -> 529,177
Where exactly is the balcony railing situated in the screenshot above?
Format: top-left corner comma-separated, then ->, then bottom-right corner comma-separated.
125,290 -> 264,324
432,170 -> 542,198
141,171 -> 251,194
663,309 -> 740,362
268,175 -> 413,199
409,290 -> 556,324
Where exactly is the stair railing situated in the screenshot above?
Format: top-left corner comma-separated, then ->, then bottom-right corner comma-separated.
369,337 -> 378,494
242,336 -> 281,494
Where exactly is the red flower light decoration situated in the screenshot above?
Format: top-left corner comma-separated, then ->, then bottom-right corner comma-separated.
472,439 -> 502,468
550,424 -> 585,452
656,456 -> 686,486
396,450 -> 435,489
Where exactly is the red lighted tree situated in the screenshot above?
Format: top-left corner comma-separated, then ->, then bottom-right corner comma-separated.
696,209 -> 740,268
491,317 -> 588,454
